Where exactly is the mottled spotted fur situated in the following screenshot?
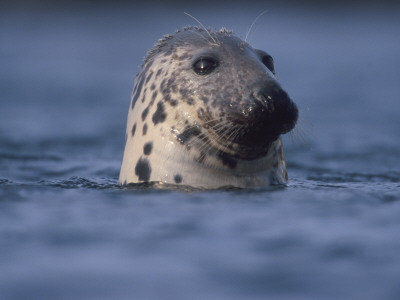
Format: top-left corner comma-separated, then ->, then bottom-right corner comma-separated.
119,27 -> 298,188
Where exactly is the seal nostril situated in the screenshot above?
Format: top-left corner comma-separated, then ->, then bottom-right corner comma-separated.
249,84 -> 298,136
252,91 -> 273,111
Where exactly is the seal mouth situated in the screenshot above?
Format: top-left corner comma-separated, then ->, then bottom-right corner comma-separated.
205,126 -> 276,161
204,87 -> 298,160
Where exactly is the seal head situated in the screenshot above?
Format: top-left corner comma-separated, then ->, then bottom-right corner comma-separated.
119,27 -> 298,188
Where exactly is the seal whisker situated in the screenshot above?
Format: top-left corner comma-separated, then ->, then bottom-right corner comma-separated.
207,121 -> 231,132
209,130 -> 239,161
185,123 -> 232,155
288,115 -> 314,149
208,122 -> 233,137
192,134 -> 213,153
206,122 -> 238,151
184,123 -> 228,150
245,10 -> 268,43
184,12 -> 219,45
187,29 -> 216,46
216,124 -> 242,149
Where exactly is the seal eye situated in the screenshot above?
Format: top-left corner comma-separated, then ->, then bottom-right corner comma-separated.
193,57 -> 218,75
262,55 -> 275,74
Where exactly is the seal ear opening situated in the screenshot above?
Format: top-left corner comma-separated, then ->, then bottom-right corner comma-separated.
261,55 -> 275,74
255,49 -> 275,75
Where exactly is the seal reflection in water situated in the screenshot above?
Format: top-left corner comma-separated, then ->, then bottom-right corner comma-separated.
119,27 -> 298,189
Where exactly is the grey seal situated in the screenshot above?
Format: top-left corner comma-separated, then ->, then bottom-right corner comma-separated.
119,27 -> 298,188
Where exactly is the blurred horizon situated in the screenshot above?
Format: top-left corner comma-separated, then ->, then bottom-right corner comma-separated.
2,0 -> 400,12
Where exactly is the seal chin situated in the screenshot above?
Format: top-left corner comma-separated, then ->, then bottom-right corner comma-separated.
235,143 -> 276,161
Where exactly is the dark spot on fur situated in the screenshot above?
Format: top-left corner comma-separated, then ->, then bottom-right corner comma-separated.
131,75 -> 145,109
156,68 -> 163,78
145,71 -> 153,84
187,97 -> 195,105
174,174 -> 182,184
163,93 -> 171,101
163,93 -> 177,106
145,60 -> 153,70
197,108 -> 216,129
141,107 -> 149,121
178,88 -> 195,105
135,157 -> 151,181
196,151 -> 207,164
171,84 -> 178,93
131,123 -> 137,137
177,53 -> 192,61
176,125 -> 201,145
201,135 -> 210,144
150,91 -> 158,105
143,142 -> 153,155
219,152 -> 237,169
150,83 -> 156,91
201,96 -> 209,104
152,101 -> 167,125
142,123 -> 148,135
160,78 -> 167,90
179,88 -> 189,97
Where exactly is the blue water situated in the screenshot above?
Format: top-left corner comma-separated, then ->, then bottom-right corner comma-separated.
1,3 -> 400,299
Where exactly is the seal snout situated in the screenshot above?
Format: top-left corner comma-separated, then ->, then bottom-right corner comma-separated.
255,83 -> 298,135
237,83 -> 298,146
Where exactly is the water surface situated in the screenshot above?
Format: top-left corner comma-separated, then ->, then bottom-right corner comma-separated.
1,3 -> 400,300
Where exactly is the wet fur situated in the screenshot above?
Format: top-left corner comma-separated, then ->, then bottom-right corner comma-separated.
119,27 -> 297,188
